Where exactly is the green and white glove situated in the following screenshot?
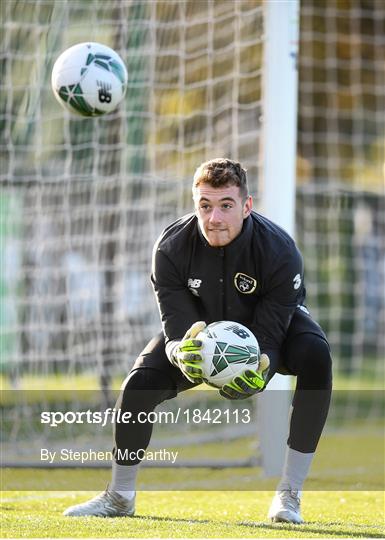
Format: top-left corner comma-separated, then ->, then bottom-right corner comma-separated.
172,321 -> 207,383
219,353 -> 270,400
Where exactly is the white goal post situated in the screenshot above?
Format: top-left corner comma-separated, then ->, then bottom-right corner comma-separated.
257,0 -> 299,477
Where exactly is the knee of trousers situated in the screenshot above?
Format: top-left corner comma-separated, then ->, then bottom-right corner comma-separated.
117,367 -> 177,412
293,334 -> 333,388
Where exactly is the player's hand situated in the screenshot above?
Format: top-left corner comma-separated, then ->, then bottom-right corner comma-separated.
219,353 -> 270,400
173,321 -> 207,383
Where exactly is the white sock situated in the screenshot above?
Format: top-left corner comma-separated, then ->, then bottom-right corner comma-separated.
110,462 -> 139,500
277,446 -> 314,493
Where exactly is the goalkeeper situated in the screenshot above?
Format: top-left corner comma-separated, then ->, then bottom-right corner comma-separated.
64,158 -> 332,524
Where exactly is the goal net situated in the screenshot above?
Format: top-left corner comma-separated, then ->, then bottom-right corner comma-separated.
1,0 -> 264,379
296,1 -> 385,389
2,0 -> 267,475
1,0 -> 384,483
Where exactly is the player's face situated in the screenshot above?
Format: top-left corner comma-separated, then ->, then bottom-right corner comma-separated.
193,184 -> 252,247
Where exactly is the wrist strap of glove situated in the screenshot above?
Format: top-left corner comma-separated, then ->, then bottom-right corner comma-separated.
165,339 -> 181,367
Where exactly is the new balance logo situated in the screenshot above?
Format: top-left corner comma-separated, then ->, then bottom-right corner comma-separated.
97,81 -> 112,103
224,324 -> 250,339
188,278 -> 202,297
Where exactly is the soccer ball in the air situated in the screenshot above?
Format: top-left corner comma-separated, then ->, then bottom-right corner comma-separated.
51,42 -> 128,117
196,321 -> 260,388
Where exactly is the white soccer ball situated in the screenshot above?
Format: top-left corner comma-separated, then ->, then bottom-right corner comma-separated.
51,42 -> 128,117
197,321 -> 260,388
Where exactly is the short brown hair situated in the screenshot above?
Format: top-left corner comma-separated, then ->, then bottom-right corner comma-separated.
193,158 -> 249,200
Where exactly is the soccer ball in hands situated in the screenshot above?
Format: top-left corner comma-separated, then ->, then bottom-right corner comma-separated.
51,42 -> 128,117
196,321 -> 261,388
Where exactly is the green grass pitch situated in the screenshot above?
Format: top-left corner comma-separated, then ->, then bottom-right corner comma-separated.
1,375 -> 383,537
1,489 -> 384,538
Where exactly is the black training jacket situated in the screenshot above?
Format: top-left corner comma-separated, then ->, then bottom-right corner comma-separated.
151,211 -> 305,361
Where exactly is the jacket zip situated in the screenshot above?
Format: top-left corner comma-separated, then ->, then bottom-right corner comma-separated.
219,247 -> 226,318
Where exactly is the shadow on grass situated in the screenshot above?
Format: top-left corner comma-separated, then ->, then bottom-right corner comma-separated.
238,520 -> 385,538
121,515 -> 385,538
130,514 -> 211,525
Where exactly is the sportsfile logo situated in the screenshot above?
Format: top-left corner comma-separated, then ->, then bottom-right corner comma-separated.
40,408 -> 182,427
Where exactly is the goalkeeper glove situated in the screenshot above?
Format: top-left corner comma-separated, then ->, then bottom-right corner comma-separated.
171,321 -> 207,384
219,353 -> 270,400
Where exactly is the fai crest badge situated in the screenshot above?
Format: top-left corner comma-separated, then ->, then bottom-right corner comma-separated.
234,272 -> 257,294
